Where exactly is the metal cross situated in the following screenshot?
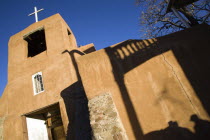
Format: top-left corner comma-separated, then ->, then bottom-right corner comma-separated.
28,6 -> 44,22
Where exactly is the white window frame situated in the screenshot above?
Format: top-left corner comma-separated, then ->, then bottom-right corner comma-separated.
32,72 -> 45,95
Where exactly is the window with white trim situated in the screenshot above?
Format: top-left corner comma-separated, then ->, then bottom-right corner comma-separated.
32,72 -> 44,95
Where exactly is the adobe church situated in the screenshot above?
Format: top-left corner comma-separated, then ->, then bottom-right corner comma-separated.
0,13 -> 210,140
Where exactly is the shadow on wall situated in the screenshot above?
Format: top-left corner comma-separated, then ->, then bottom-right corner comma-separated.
158,24 -> 210,116
60,24 -> 210,140
105,39 -> 168,139
144,115 -> 210,140
169,36 -> 210,116
104,24 -> 210,139
61,50 -> 92,140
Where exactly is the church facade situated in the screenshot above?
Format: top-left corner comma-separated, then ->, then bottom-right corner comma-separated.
0,14 -> 210,140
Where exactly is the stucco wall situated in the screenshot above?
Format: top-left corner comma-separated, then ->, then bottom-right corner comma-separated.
0,14 -> 82,139
0,117 -> 5,140
0,13 -> 209,140
77,24 -> 210,139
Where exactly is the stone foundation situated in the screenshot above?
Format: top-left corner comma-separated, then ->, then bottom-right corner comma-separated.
88,93 -> 128,140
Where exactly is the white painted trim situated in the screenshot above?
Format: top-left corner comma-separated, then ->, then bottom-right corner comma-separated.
32,71 -> 45,95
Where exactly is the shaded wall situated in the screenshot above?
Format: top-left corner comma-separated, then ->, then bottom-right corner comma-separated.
77,24 -> 210,139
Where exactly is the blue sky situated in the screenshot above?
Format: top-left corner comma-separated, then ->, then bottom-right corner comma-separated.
0,0 -> 143,96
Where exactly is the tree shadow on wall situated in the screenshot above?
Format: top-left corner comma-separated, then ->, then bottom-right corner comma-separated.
61,50 -> 92,140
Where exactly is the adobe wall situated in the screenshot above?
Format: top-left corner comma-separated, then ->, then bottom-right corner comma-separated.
0,117 -> 5,140
0,14 -> 82,139
0,13 -> 209,139
77,24 -> 210,139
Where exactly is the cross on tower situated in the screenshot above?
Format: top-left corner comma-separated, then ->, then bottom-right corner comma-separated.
28,6 -> 44,22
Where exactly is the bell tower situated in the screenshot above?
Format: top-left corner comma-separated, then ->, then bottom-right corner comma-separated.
8,14 -> 77,83
0,14 -> 88,139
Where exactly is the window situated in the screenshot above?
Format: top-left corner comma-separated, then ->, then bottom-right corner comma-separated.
24,28 -> 47,57
67,29 -> 71,35
32,72 -> 44,95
